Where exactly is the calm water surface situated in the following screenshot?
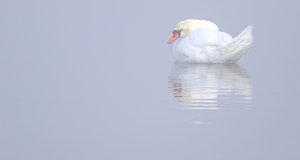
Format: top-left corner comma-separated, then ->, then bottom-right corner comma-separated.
169,63 -> 252,108
1,0 -> 300,160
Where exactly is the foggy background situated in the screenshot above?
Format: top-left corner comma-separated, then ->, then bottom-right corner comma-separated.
0,0 -> 299,160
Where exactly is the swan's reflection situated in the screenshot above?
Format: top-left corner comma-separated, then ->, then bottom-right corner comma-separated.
169,62 -> 252,109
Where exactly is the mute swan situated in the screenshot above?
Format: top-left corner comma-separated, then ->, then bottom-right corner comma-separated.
168,19 -> 253,63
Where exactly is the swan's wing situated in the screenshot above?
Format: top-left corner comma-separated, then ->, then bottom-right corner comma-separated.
218,26 -> 253,62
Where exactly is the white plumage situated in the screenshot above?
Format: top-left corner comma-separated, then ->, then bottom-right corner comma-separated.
169,19 -> 253,63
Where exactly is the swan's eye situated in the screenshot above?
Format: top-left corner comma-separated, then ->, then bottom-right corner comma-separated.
172,29 -> 182,35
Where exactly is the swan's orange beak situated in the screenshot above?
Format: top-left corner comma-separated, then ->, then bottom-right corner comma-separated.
168,32 -> 180,44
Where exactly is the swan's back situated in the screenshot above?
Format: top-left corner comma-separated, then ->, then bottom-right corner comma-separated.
218,26 -> 253,62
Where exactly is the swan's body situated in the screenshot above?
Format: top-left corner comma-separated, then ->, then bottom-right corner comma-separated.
168,19 -> 253,63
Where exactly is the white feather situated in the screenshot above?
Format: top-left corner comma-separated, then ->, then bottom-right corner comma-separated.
171,20 -> 253,63
218,26 -> 253,62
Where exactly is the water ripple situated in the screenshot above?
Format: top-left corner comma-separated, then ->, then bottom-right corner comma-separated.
169,62 -> 252,109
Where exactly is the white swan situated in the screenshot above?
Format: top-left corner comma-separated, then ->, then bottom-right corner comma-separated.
168,19 -> 253,63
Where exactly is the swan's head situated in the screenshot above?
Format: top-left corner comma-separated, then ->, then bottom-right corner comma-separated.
168,19 -> 219,44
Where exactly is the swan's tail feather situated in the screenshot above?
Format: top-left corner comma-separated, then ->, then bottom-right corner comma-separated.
218,25 -> 253,62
